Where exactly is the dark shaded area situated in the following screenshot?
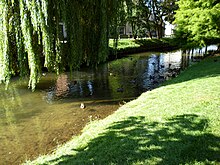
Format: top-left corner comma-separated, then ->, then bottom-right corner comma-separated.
47,114 -> 220,164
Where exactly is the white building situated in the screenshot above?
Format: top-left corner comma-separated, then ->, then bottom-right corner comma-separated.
119,23 -> 133,38
165,22 -> 175,37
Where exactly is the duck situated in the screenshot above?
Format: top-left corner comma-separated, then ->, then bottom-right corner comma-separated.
119,100 -> 126,106
152,80 -> 158,84
149,75 -> 155,80
117,87 -> 124,92
80,103 -> 86,109
72,80 -> 77,85
160,65 -> 165,68
130,78 -> 136,84
41,67 -> 48,76
159,75 -> 164,79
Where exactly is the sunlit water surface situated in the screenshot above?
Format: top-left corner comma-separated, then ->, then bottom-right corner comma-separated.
0,46 -> 217,164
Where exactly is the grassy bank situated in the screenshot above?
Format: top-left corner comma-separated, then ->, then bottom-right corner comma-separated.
109,38 -> 179,58
25,55 -> 220,165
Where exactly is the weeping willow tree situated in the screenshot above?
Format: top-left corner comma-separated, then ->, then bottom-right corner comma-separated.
109,0 -> 130,53
0,0 -> 60,90
0,0 -> 126,91
63,0 -> 109,70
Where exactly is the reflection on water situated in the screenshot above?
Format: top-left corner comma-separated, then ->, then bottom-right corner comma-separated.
46,45 -> 217,102
0,46 -> 217,164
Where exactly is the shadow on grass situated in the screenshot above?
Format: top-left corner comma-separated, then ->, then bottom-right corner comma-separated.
49,114 -> 220,164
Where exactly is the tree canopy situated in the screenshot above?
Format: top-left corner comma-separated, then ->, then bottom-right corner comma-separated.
174,0 -> 220,48
0,0 -> 125,90
1,0 -> 219,90
126,0 -> 178,39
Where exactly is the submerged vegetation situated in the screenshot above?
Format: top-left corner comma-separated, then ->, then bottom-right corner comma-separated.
24,54 -> 220,165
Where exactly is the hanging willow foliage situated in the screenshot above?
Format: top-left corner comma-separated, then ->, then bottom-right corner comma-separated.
0,0 -> 10,88
62,0 -> 111,70
0,0 -> 128,91
0,0 -> 60,90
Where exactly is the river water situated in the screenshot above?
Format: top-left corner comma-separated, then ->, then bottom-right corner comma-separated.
0,46 -> 217,164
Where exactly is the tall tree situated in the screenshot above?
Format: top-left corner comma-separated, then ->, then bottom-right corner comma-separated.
109,0 -> 129,51
129,0 -> 154,38
0,0 -> 57,90
151,0 -> 178,39
0,0 -> 123,90
126,0 -> 178,39
174,0 -> 220,48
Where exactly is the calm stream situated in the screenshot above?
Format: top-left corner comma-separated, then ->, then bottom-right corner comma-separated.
0,46 -> 217,164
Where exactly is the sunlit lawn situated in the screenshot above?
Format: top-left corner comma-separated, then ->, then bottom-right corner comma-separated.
108,38 -> 178,47
109,38 -> 140,49
24,55 -> 220,165
109,38 -> 178,54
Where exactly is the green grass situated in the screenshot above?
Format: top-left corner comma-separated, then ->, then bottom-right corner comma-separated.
24,55 -> 220,165
109,39 -> 140,49
109,38 -> 179,51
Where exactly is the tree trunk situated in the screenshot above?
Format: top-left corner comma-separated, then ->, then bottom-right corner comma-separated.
156,24 -> 163,39
205,45 -> 208,54
147,26 -> 152,39
156,26 -> 160,39
148,31 -> 152,39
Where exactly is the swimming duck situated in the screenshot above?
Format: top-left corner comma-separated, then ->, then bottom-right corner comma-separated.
80,103 -> 86,109
117,87 -> 124,92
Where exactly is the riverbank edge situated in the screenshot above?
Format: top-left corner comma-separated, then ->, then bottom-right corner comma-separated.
108,38 -> 180,60
24,53 -> 220,164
